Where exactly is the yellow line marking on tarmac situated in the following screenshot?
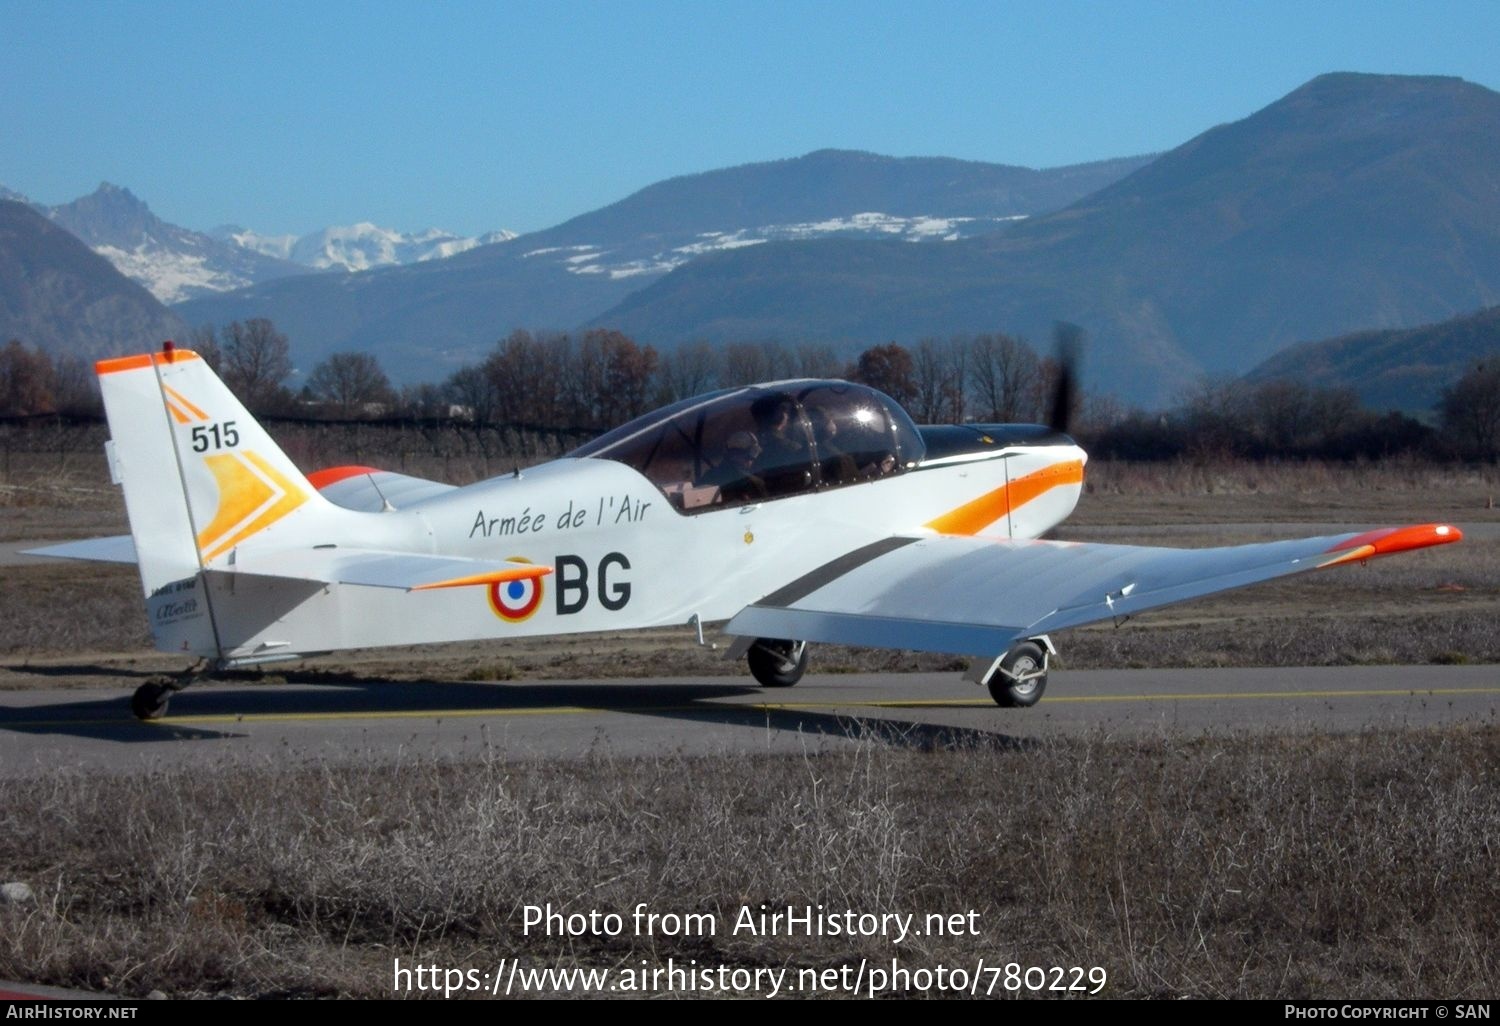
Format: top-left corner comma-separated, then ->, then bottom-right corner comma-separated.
3,687 -> 1498,730
777,687 -> 1500,710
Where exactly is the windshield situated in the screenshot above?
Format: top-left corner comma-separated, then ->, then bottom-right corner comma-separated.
570,380 -> 925,513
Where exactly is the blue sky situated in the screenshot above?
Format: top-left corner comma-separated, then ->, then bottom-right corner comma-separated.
3,0 -> 1498,237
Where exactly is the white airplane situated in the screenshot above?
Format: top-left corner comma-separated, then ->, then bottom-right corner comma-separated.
32,344 -> 1462,720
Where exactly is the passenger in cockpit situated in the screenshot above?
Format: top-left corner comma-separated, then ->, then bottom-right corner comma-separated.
810,405 -> 859,485
751,394 -> 813,495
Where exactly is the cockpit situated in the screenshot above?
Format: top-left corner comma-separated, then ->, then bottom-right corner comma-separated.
569,380 -> 927,513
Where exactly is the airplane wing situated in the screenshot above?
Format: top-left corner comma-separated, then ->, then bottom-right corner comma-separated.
726,523 -> 1461,657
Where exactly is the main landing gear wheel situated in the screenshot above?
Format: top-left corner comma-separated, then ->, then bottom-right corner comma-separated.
748,638 -> 809,687
131,680 -> 172,721
987,641 -> 1048,708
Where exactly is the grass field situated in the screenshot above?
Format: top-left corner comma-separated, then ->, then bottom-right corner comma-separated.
1,430 -> 1497,998
2,729 -> 1495,998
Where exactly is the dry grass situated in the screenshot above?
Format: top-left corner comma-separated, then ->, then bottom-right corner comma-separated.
1,727 -> 1495,998
1075,459 -> 1500,526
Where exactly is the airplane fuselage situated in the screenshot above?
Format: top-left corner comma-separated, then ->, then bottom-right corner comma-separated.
196,441 -> 1086,661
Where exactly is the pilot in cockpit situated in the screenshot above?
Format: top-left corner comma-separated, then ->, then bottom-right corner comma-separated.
700,430 -> 769,503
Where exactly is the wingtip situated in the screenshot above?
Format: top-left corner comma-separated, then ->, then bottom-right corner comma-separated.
1322,522 -> 1462,566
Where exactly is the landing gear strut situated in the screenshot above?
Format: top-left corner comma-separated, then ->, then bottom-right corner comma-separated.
747,638 -> 808,687
967,636 -> 1053,708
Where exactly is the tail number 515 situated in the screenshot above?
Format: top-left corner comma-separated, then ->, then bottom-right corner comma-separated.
190,421 -> 240,452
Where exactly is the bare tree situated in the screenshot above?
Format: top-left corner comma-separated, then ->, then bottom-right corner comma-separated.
306,352 -> 397,418
188,324 -> 222,372
51,354 -> 100,416
794,342 -> 841,380
723,341 -> 793,386
221,319 -> 293,413
969,333 -> 1040,421
0,340 -> 55,416
1439,358 -> 1500,461
598,329 -> 659,426
912,338 -> 948,422
444,365 -> 498,426
484,329 -> 550,426
1181,375 -> 1254,459
943,335 -> 969,423
659,341 -> 721,403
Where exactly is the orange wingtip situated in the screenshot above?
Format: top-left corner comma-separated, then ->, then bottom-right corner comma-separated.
1319,523 -> 1462,567
411,564 -> 553,592
95,348 -> 201,375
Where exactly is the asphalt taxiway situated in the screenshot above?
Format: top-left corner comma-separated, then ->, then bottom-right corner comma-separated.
2,665 -> 1496,776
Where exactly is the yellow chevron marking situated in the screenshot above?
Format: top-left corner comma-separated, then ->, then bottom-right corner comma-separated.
162,384 -> 209,421
196,450 -> 308,561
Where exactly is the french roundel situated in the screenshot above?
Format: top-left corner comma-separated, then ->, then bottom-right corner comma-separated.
488,573 -> 543,622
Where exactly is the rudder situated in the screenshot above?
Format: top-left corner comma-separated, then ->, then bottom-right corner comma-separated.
97,344 -> 336,657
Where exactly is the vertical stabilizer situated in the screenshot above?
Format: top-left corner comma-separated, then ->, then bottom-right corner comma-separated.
96,346 -> 336,656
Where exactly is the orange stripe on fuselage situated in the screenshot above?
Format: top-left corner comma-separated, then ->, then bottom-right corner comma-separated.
924,458 -> 1084,536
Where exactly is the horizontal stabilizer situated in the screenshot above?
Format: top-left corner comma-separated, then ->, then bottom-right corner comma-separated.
23,535 -> 138,565
223,547 -> 551,591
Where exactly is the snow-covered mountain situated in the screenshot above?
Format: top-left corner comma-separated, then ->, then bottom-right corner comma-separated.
524,211 -> 1027,281
215,222 -> 518,272
28,183 -> 311,304
1,181 -> 520,301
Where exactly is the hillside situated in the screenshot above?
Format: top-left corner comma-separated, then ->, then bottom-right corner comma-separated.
599,74 -> 1500,406
174,150 -> 1152,382
0,200 -> 186,360
1247,304 -> 1500,413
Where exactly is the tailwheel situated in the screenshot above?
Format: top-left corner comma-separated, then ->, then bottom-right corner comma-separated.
986,641 -> 1048,708
747,638 -> 809,688
131,680 -> 172,721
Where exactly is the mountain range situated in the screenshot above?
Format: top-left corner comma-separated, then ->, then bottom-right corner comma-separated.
173,150 -> 1153,382
597,73 -> 1500,407
0,182 -> 518,303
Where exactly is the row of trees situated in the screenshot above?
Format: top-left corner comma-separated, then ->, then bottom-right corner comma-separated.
0,340 -> 100,417
441,330 -> 1078,433
5,320 -> 1499,461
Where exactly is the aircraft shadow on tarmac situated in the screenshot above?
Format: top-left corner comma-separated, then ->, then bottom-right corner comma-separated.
1,670 -> 1035,752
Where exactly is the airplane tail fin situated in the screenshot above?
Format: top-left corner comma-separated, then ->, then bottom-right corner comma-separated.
97,345 -> 337,656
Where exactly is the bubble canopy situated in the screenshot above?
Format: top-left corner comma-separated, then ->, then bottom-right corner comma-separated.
569,380 -> 926,513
